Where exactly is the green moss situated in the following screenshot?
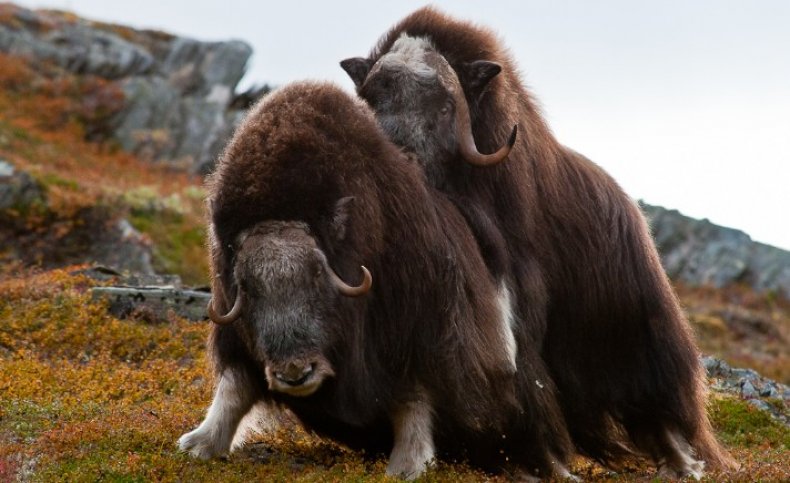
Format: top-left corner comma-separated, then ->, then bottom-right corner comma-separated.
124,187 -> 207,286
0,119 -> 34,144
35,173 -> 80,192
709,396 -> 789,448
2,269 -> 789,481
129,206 -> 208,286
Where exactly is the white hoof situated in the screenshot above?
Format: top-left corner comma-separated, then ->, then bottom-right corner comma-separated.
385,457 -> 431,480
178,426 -> 230,460
657,460 -> 704,480
387,391 -> 435,480
656,428 -> 705,480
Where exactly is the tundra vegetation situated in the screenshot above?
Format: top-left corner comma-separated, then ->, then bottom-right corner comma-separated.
0,28 -> 787,483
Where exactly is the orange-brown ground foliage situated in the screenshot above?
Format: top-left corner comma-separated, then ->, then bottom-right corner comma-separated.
0,49 -> 787,481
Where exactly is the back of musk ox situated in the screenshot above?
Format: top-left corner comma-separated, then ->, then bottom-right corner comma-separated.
341,6 -> 736,479
178,82 -> 577,479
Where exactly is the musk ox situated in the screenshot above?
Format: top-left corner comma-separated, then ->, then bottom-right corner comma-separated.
340,7 -> 735,478
178,82 -> 576,479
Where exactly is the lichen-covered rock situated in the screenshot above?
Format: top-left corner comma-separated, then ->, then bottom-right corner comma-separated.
643,203 -> 790,298
41,25 -> 155,78
0,9 -> 155,79
702,355 -> 789,425
91,285 -> 211,322
0,161 -> 155,275
111,76 -> 182,163
0,3 -> 254,172
0,159 -> 44,210
110,76 -> 245,172
88,218 -> 156,275
162,38 -> 252,98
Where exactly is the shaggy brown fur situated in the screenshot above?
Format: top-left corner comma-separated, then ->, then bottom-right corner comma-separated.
352,6 -> 735,474
201,82 -> 573,476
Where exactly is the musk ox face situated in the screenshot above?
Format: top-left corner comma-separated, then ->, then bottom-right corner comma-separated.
342,34 -> 516,187
356,35 -> 460,184
217,220 -> 371,397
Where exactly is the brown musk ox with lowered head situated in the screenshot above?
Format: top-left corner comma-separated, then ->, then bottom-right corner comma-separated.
177,81 -> 576,480
340,7 -> 736,479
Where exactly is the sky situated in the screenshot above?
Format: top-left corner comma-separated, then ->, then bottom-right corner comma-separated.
15,0 -> 790,250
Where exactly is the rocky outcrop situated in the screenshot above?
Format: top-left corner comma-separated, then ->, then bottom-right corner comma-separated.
642,203 -> 790,298
91,285 -> 211,322
3,4 -> 788,295
703,356 -> 789,425
0,158 -> 44,210
0,3 -> 255,173
0,160 -> 155,274
76,266 -> 209,322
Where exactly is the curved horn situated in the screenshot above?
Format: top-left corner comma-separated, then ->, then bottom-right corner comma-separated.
207,289 -> 244,325
314,249 -> 372,297
454,85 -> 518,166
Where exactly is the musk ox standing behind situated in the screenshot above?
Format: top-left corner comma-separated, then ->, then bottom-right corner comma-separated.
178,82 -> 576,479
341,7 -> 735,478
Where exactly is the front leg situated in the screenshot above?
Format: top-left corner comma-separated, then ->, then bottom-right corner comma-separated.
655,428 -> 705,480
386,392 -> 436,480
178,369 -> 258,459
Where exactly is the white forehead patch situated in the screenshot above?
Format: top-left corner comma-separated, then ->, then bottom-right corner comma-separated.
379,33 -> 437,78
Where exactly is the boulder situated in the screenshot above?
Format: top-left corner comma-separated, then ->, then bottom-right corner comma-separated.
111,76 -> 245,172
40,25 -> 155,78
91,285 -> 210,322
702,355 -> 789,425
162,38 -> 252,97
0,160 -> 155,275
0,3 -> 254,172
643,203 -> 790,298
0,9 -> 154,79
88,218 -> 156,275
0,159 -> 45,210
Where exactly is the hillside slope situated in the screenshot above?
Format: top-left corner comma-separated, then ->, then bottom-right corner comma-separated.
0,3 -> 787,481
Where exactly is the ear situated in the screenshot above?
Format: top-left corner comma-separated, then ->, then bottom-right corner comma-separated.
340,57 -> 373,88
331,196 -> 355,241
460,60 -> 502,98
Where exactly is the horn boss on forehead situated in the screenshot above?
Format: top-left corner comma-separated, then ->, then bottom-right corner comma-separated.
343,34 -> 517,171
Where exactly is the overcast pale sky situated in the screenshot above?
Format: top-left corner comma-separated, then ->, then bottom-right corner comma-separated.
15,0 -> 790,250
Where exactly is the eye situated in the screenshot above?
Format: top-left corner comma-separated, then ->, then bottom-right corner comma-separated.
439,101 -> 452,117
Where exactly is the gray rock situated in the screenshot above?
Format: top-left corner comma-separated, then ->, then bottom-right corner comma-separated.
0,4 -> 254,172
72,265 -> 183,287
170,96 -> 230,171
112,76 -> 181,159
760,384 -> 780,399
702,355 -> 789,426
740,380 -> 757,399
87,218 -> 156,275
642,203 -> 790,298
748,244 -> 790,295
42,26 -> 154,78
701,355 -> 730,376
91,285 -> 211,321
730,367 -> 761,381
0,16 -> 154,79
163,38 -> 252,97
111,77 -> 243,172
747,399 -> 773,413
0,162 -> 154,275
0,159 -> 44,211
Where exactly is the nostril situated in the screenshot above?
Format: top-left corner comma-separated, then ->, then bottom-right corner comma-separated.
275,363 -> 314,386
